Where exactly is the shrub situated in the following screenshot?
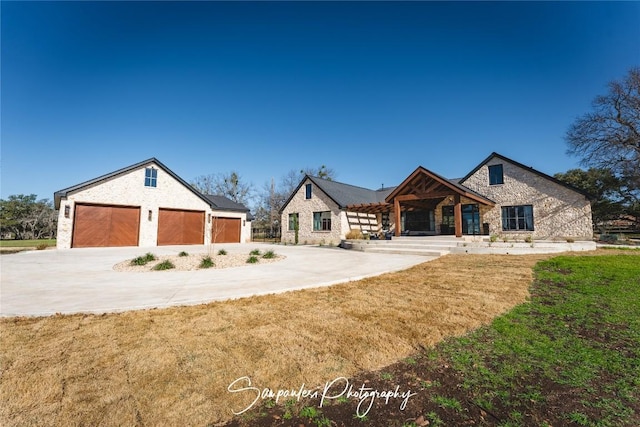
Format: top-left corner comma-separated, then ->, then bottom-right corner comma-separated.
262,250 -> 276,259
218,249 -> 227,255
489,234 -> 498,243
250,249 -> 261,256
36,243 -> 49,250
524,235 -> 533,243
131,252 -> 156,266
199,256 -> 214,269
345,229 -> 364,240
178,251 -> 189,257
246,255 -> 259,264
153,260 -> 175,270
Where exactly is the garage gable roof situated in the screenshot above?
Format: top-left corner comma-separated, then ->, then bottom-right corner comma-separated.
54,158 -> 249,214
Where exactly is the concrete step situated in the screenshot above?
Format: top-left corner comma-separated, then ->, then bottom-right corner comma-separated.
363,247 -> 448,257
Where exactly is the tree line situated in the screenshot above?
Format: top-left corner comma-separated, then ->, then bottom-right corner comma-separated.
0,194 -> 57,240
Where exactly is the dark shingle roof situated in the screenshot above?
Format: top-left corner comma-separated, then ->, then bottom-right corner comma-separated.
203,195 -> 250,212
306,176 -> 395,208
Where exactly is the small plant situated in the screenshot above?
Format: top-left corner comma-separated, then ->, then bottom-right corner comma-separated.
262,250 -> 276,259
218,249 -> 227,255
246,255 -> 259,264
36,243 -> 49,250
489,234 -> 498,243
131,252 -> 156,266
199,256 -> 214,269
250,249 -> 261,256
153,260 -> 175,270
566,237 -> 575,243
524,235 -> 533,243
432,395 -> 463,412
344,229 -> 364,240
380,372 -> 393,381
405,356 -> 417,365
178,251 -> 189,257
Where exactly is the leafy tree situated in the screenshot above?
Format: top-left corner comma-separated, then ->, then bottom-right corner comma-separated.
0,194 -> 57,240
554,168 -> 630,230
301,165 -> 336,181
565,67 -> 640,208
191,171 -> 253,206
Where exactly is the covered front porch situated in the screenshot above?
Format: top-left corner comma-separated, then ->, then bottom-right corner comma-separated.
347,166 -> 495,237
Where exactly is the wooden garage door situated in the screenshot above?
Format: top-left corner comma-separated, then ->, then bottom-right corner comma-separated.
157,209 -> 205,245
212,217 -> 241,243
72,204 -> 140,248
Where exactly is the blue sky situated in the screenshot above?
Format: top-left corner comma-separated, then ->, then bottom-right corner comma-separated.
2,1 -> 639,207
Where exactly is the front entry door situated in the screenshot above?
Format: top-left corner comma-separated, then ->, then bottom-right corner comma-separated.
462,204 -> 480,235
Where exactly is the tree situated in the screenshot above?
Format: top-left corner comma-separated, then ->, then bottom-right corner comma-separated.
191,171 -> 253,206
554,168 -> 629,230
0,194 -> 57,240
565,67 -> 640,198
301,165 -> 336,181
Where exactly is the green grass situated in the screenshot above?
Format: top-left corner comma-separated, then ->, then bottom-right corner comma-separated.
250,249 -> 261,256
432,254 -> 640,426
0,239 -> 56,247
246,255 -> 259,264
178,251 -> 189,257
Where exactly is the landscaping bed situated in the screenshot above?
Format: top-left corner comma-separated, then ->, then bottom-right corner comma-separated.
113,249 -> 284,271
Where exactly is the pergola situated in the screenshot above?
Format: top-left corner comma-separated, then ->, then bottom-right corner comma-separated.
347,166 -> 494,237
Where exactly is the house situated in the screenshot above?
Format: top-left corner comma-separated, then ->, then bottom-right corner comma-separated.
54,158 -> 251,249
280,152 -> 593,244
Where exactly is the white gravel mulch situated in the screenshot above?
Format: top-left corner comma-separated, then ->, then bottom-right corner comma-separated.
113,251 -> 285,272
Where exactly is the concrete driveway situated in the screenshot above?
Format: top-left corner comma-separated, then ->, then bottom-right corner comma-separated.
0,244 -> 431,317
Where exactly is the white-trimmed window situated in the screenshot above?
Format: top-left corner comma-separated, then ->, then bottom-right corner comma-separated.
145,167 -> 157,187
502,205 -> 534,231
305,183 -> 312,199
313,211 -> 331,231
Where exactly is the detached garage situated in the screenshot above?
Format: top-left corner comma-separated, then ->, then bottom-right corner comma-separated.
54,158 -> 251,249
72,204 -> 140,248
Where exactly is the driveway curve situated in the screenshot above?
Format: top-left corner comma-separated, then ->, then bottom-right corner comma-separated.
0,244 -> 431,317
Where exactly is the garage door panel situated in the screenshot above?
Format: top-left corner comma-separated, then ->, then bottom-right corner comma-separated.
72,204 -> 139,248
158,209 -> 204,245
212,217 -> 241,243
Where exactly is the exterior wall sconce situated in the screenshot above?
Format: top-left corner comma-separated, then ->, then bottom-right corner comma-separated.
64,205 -> 70,218
148,210 -> 153,221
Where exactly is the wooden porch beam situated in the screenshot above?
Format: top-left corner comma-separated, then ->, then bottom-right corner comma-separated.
454,194 -> 462,237
394,198 -> 401,237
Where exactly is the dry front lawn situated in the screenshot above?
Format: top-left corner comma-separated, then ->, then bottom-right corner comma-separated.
1,253 -> 551,426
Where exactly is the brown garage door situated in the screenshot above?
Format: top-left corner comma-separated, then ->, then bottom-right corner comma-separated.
212,217 -> 241,243
72,204 -> 140,248
157,209 -> 205,245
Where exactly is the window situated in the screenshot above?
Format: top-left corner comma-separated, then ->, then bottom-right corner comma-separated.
305,183 -> 312,199
488,164 -> 504,185
288,213 -> 299,231
502,205 -> 534,231
145,167 -> 157,187
313,211 -> 331,231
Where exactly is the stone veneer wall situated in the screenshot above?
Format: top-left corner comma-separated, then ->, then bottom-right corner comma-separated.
460,157 -> 593,240
280,179 -> 343,245
57,163 -> 249,248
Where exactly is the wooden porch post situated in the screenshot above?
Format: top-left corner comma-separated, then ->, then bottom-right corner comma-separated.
394,198 -> 401,237
454,194 -> 462,238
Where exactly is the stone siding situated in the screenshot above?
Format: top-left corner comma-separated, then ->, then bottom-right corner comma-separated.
280,179 -> 343,245
460,157 -> 593,240
57,162 -> 249,248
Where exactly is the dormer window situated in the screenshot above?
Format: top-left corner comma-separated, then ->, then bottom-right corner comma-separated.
145,167 -> 157,187
488,164 -> 504,185
305,183 -> 312,199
